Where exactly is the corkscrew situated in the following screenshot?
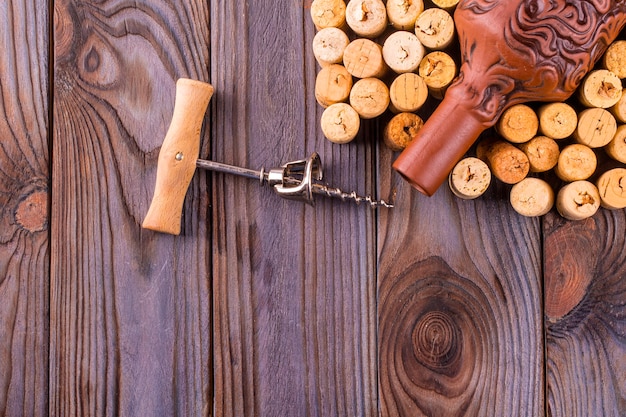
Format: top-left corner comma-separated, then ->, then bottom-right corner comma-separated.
142,78 -> 392,235
197,152 -> 393,208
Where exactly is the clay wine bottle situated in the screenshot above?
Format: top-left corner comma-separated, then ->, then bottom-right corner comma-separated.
393,0 -> 626,196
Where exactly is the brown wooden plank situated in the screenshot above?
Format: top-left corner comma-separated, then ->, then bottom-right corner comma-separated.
377,150 -> 544,416
544,210 -> 626,416
0,0 -> 50,416
209,0 -> 378,415
50,1 -> 212,415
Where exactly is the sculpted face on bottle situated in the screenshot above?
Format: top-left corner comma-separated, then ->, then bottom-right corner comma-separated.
450,0 -> 625,124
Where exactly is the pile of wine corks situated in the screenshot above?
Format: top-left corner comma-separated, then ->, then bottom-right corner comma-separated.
310,0 -> 458,147
309,1 -> 626,220
450,40 -> 626,220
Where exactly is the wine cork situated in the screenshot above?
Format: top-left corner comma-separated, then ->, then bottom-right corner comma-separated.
383,112 -> 424,151
382,30 -> 425,74
349,77 -> 390,119
314,64 -> 353,108
312,27 -> 350,67
418,51 -> 457,99
320,103 -> 360,144
602,40 -> 626,79
414,8 -> 455,50
386,0 -> 424,30
510,177 -> 555,217
556,180 -> 601,221
537,102 -> 578,140
518,135 -> 560,173
610,90 -> 626,123
343,38 -> 387,79
431,0 -> 459,11
345,0 -> 387,38
310,0 -> 347,30
496,104 -> 539,144
554,143 -> 597,182
573,107 -> 617,148
388,73 -> 429,113
479,139 -> 530,184
605,124 -> 626,163
596,168 -> 626,209
448,157 -> 491,199
578,69 -> 623,108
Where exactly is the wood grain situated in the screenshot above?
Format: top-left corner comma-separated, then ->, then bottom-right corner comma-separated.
0,0 -> 50,416
1,0 -> 625,415
377,150 -> 544,416
50,0 -> 212,415
210,0 -> 378,415
544,211 -> 626,417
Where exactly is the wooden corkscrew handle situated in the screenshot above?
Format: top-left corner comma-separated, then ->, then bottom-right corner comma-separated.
142,78 -> 214,235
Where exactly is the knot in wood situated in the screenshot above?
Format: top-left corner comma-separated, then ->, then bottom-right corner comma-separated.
84,46 -> 100,73
15,190 -> 48,233
412,310 -> 461,371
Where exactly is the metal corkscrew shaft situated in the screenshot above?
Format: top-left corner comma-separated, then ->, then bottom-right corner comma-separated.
197,152 -> 393,208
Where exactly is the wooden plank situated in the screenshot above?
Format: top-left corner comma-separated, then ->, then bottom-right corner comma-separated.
0,0 -> 50,416
50,1 -> 212,415
377,151 -> 544,416
209,0 -> 378,415
544,211 -> 626,416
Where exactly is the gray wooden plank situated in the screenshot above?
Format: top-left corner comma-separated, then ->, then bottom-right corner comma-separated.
0,0 -> 50,415
50,1 -> 212,415
210,0 -> 378,415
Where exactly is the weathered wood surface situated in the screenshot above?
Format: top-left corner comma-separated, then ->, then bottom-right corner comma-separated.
0,0 -> 50,416
378,151 -> 545,416
209,1 -> 378,415
50,0 -> 212,416
1,0 -> 625,416
544,211 -> 626,417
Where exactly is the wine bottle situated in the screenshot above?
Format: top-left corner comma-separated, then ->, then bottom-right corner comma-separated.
393,0 -> 626,196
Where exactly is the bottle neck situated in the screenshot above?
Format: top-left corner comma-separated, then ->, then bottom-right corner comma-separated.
393,95 -> 490,196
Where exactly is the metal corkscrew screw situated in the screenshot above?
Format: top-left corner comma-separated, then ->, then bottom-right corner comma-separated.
197,152 -> 394,208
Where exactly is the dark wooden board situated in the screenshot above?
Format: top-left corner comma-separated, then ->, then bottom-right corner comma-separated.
377,149 -> 544,416
544,211 -> 626,417
0,1 -> 50,416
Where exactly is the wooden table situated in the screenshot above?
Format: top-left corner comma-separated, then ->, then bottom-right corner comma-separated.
2,0 -> 625,415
